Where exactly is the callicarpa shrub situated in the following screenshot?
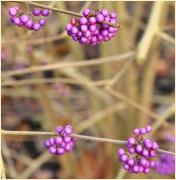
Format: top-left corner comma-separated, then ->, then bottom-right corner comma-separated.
9,6 -> 49,31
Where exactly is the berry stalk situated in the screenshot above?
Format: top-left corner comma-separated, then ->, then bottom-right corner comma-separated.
1,130 -> 174,156
16,1 -> 119,28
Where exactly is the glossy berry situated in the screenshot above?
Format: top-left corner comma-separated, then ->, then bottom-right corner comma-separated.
14,17 -> 21,25
20,15 -> 29,23
96,14 -> 105,23
41,9 -> 49,16
83,9 -> 90,17
128,137 -> 136,145
38,19 -> 46,26
9,7 -> 18,16
32,23 -> 41,31
32,8 -> 41,16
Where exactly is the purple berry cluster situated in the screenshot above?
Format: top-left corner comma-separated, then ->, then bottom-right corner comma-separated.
44,125 -> 77,155
66,9 -> 119,46
8,6 -> 49,31
155,153 -> 175,175
118,126 -> 159,174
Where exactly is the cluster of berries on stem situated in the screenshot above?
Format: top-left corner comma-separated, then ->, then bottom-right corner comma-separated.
66,8 -> 120,45
44,125 -> 77,155
118,126 -> 159,174
8,6 -> 49,31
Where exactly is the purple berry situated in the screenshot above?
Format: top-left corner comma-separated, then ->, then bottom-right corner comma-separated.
108,26 -> 115,33
132,165 -> 139,173
10,17 -> 15,24
32,23 -> 41,31
140,128 -> 147,135
150,161 -> 155,168
105,16 -> 110,22
25,19 -> 33,29
56,126 -> 63,134
144,138 -> 152,149
127,158 -> 135,166
89,25 -> 97,32
89,17 -> 96,24
101,9 -> 108,17
65,143 -> 73,152
110,12 -> 116,19
49,138 -> 55,145
71,26 -> 78,34
64,136 -> 71,143
128,137 -> 136,145
144,168 -> 150,174
101,30 -> 108,37
146,125 -> 152,133
9,7 -> 18,17
83,9 -> 90,17
71,18 -> 76,25
64,125 -> 73,135
39,19 -> 46,26
41,9 -> 49,16
96,14 -> 105,23
118,148 -> 125,155
152,142 -> 159,150
55,136 -> 63,144
14,17 -> 20,25
142,149 -> 149,158
84,30 -> 91,37
32,8 -> 41,16
79,17 -> 88,25
121,154 -> 128,162
135,144 -> 143,153
61,142 -> 66,148
57,147 -> 65,155
140,158 -> 148,167
128,147 -> 135,154
44,139 -> 50,147
149,150 -> 157,157
123,163 -> 130,170
80,37 -> 87,43
66,23 -> 72,31
139,166 -> 144,173
49,146 -> 57,154
20,15 -> 29,24
80,25 -> 88,32
77,31 -> 82,37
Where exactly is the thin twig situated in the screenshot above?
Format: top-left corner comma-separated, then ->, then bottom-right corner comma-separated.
157,31 -> 175,45
17,1 -> 82,17
2,51 -> 135,78
106,87 -> 167,125
1,130 -> 174,155
105,57 -> 134,89
17,1 -> 119,28
1,77 -> 111,87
